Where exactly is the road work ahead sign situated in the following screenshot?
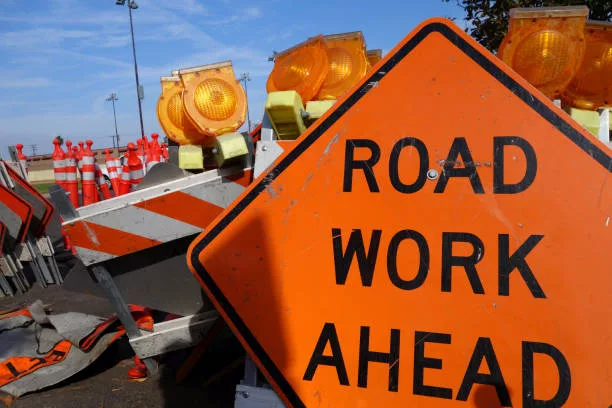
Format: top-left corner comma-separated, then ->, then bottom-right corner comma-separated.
189,19 -> 611,407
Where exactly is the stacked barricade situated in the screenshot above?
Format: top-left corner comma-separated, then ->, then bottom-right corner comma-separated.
0,160 -> 62,297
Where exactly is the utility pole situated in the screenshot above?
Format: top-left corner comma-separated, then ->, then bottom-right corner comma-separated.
106,92 -> 120,148
28,144 -> 38,156
239,72 -> 252,132
115,0 -> 145,139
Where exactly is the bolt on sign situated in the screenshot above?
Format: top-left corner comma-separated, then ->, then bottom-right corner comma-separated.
188,18 -> 611,408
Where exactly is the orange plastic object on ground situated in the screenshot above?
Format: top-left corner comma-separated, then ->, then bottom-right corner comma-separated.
498,6 -> 589,99
188,18 -> 611,408
179,61 -> 247,140
266,36 -> 329,103
316,32 -> 369,100
157,76 -> 208,145
563,20 -> 612,110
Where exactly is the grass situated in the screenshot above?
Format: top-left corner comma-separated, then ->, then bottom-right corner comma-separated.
32,182 -> 56,194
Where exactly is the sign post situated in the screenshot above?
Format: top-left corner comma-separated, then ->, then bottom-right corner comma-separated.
189,19 -> 611,407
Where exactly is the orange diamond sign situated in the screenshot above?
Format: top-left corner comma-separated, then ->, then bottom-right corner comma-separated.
189,19 -> 611,407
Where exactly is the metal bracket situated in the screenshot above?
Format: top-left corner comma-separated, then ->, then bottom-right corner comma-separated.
253,141 -> 285,179
15,243 -> 32,262
36,236 -> 54,257
234,384 -> 286,408
129,311 -> 220,359
259,112 -> 277,142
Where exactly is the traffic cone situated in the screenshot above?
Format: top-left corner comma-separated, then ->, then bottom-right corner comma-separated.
81,140 -> 97,206
127,142 -> 145,188
15,143 -> 28,176
146,146 -> 160,172
143,135 -> 151,161
51,138 -> 67,190
161,143 -> 169,162
105,149 -> 121,194
136,139 -> 146,173
76,141 -> 85,175
118,160 -> 132,196
150,133 -> 161,155
95,163 -> 112,200
64,141 -> 79,208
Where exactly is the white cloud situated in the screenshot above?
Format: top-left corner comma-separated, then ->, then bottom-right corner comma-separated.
244,7 -> 261,18
0,77 -> 53,88
0,28 -> 95,48
203,6 -> 263,25
157,0 -> 207,15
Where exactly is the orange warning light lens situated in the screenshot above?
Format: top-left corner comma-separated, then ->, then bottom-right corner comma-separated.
498,6 -> 589,99
156,76 -> 209,145
563,21 -> 612,110
316,32 -> 369,100
266,36 -> 329,103
194,78 -> 238,121
179,61 -> 247,138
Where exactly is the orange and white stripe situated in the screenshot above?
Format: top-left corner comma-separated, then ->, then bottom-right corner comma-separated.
62,167 -> 252,266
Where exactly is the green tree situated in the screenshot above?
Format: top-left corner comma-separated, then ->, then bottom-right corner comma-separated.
55,135 -> 64,146
443,0 -> 612,52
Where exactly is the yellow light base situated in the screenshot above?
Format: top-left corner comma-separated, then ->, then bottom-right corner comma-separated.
214,132 -> 248,166
305,100 -> 336,126
265,91 -> 307,140
178,144 -> 204,169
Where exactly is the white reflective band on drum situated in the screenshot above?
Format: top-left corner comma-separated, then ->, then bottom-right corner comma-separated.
82,173 -> 95,181
121,172 -> 131,181
98,177 -> 105,184
82,156 -> 95,165
130,169 -> 144,179
53,160 -> 66,168
66,158 -> 77,167
109,171 -> 118,178
20,159 -> 27,167
55,173 -> 67,181
66,173 -> 77,181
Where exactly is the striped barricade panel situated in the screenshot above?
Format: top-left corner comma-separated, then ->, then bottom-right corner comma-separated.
62,166 -> 252,266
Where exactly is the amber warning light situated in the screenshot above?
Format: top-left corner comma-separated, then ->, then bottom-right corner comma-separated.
498,6 -> 589,100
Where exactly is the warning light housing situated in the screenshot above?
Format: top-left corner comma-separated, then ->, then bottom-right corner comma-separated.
563,20 -> 612,110
366,49 -> 383,69
316,32 -> 369,100
179,61 -> 247,139
156,76 -> 208,145
266,36 -> 329,103
498,6 -> 589,99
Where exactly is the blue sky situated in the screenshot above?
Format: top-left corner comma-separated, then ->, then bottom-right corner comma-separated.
0,0 -> 464,157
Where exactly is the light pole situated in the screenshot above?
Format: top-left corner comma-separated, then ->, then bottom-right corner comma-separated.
115,0 -> 145,139
239,72 -> 252,132
105,93 -> 119,148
